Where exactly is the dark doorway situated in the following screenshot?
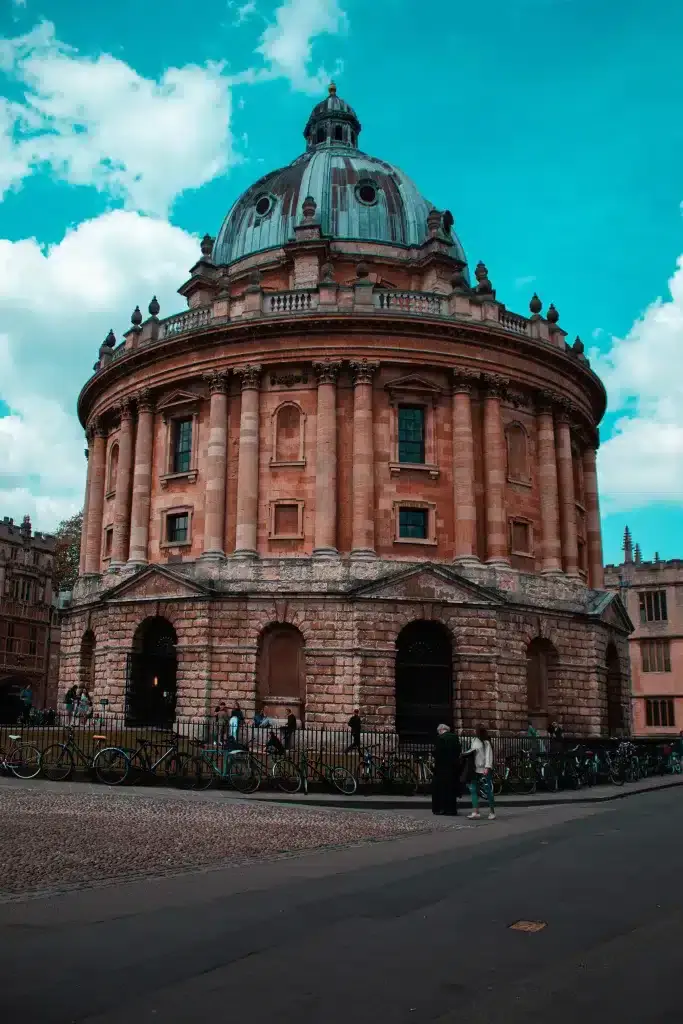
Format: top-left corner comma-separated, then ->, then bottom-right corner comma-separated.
395,620 -> 453,740
257,624 -> 305,724
126,618 -> 178,726
526,637 -> 559,728
606,643 -> 625,735
0,675 -> 27,724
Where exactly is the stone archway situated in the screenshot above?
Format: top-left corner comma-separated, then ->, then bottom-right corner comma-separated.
79,630 -> 96,693
257,623 -> 306,724
526,637 -> 560,729
0,674 -> 29,724
606,642 -> 625,736
126,617 -> 178,726
395,620 -> 453,740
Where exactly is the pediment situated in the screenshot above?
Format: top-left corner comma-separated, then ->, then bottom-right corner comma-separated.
156,389 -> 202,414
103,565 -> 213,603
385,374 -> 444,400
590,591 -> 634,633
350,563 -> 505,606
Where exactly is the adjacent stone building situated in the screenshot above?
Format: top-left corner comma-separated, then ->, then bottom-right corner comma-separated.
60,85 -> 632,737
0,515 -> 60,718
605,529 -> 682,736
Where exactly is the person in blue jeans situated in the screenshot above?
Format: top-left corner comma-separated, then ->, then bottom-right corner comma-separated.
464,724 -> 495,820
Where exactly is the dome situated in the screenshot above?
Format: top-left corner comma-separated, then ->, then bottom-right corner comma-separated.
212,84 -> 467,268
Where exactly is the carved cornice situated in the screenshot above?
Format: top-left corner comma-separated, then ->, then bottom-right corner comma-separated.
451,366 -> 480,394
480,373 -> 509,398
313,359 -> 342,385
350,359 -> 379,386
203,369 -> 230,395
234,364 -> 262,391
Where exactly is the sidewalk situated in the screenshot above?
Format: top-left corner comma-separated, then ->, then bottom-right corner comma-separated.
247,772 -> 683,810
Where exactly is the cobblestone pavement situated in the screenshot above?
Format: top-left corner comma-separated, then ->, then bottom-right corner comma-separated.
0,780 -> 457,899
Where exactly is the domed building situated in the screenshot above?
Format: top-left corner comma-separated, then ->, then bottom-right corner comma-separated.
61,85 -> 632,737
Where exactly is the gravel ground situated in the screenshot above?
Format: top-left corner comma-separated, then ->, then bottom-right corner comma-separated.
0,785 -> 441,898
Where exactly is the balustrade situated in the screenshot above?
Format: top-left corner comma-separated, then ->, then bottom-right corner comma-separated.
266,291 -> 318,314
161,307 -> 212,338
498,309 -> 528,334
374,291 -> 446,316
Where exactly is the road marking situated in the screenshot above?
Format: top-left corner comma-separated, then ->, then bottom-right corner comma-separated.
509,920 -> 547,933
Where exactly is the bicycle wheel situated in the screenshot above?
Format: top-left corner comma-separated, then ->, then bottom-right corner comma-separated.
163,752 -> 188,787
509,763 -> 536,795
9,744 -> 41,780
41,743 -> 74,782
229,754 -> 261,794
490,769 -> 504,797
271,758 -> 303,794
389,763 -> 418,796
609,760 -> 626,786
186,755 -> 214,790
355,762 -> 380,788
541,762 -> 559,792
330,766 -> 357,795
93,747 -> 130,786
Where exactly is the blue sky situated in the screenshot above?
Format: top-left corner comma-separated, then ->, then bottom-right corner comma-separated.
1,0 -> 682,565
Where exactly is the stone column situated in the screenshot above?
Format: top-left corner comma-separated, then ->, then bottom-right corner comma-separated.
452,368 -> 480,563
202,370 -> 230,558
536,391 -> 562,573
78,436 -> 92,576
109,398 -> 134,569
84,420 -> 107,574
313,360 -> 342,556
555,403 -> 580,577
583,443 -> 604,588
234,364 -> 262,556
127,389 -> 155,567
481,374 -> 510,566
350,359 -> 378,557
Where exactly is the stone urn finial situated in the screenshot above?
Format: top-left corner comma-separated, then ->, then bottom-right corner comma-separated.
148,296 -> 160,318
301,195 -> 317,221
131,306 -> 143,328
474,261 -> 493,295
104,328 -> 116,348
529,293 -> 542,316
546,302 -> 559,325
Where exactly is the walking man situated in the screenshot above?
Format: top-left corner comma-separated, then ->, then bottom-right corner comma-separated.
345,708 -> 362,753
431,724 -> 462,816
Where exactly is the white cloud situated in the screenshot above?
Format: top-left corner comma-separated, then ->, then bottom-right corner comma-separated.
0,211 -> 200,530
594,252 -> 683,511
514,274 -> 536,289
256,0 -> 347,93
0,21 -> 234,215
231,1 -> 257,25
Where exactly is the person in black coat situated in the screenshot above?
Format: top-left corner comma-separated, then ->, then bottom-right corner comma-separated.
431,724 -> 462,816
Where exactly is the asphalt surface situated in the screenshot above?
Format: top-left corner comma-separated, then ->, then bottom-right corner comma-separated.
1,789 -> 680,1023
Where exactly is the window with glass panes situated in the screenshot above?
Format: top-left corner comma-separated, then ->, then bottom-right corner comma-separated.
645,698 -> 675,728
166,513 -> 189,544
639,590 -> 668,623
172,418 -> 193,474
640,639 -> 671,672
398,507 -> 428,539
397,405 -> 425,463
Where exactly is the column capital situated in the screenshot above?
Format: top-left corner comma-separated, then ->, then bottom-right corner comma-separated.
313,359 -> 342,385
88,417 -> 107,439
481,372 -> 509,398
535,388 -> 562,414
203,368 -> 230,394
115,397 -> 134,422
554,395 -> 577,424
451,366 -> 480,394
350,359 -> 379,386
235,364 -> 262,391
136,387 -> 154,413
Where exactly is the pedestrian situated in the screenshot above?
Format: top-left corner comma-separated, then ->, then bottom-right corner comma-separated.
64,685 -> 78,724
214,702 -> 229,745
548,719 -> 564,754
464,725 -> 496,821
431,724 -> 462,816
283,708 -> 297,750
18,683 -> 33,724
345,708 -> 362,753
228,710 -> 240,743
266,729 -> 285,756
230,700 -> 245,742
254,706 -> 271,729
76,688 -> 92,722
527,719 -> 546,754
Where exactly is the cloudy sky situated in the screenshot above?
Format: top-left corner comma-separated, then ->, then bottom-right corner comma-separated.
1,0 -> 682,564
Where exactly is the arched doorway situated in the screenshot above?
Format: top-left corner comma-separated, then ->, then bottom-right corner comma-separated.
79,630 -> 96,693
0,675 -> 28,724
395,620 -> 453,740
126,618 -> 178,726
257,624 -> 305,723
526,638 -> 559,728
606,643 -> 625,736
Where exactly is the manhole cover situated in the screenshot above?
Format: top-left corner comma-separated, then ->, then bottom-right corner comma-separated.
509,920 -> 547,933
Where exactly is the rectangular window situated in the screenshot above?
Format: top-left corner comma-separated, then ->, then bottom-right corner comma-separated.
510,520 -> 531,554
28,626 -> 37,657
166,513 -> 189,544
641,639 -> 671,673
397,405 -> 425,464
273,504 -> 300,537
6,623 -> 16,654
398,507 -> 428,540
645,698 -> 675,728
172,418 -> 193,474
103,527 -> 113,558
639,590 -> 668,623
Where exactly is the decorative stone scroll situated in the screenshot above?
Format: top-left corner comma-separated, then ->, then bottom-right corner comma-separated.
451,367 -> 480,394
203,369 -> 230,394
312,360 -> 342,385
480,373 -> 509,398
350,359 -> 379,386
235,364 -> 263,391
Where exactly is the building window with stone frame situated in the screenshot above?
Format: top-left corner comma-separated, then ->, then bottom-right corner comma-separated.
505,422 -> 530,484
6,622 -> 16,654
271,402 -> 306,467
639,590 -> 668,624
394,501 -> 437,545
103,525 -> 114,560
508,517 -> 533,569
172,418 -> 193,475
28,625 -> 37,657
269,500 -> 305,540
641,639 -> 671,673
106,441 -> 119,498
645,697 -> 675,728
397,405 -> 426,464
161,507 -> 193,548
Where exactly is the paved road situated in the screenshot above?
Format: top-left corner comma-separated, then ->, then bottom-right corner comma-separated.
0,790 -> 680,1023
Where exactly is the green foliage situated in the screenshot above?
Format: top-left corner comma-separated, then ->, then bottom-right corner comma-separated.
54,510 -> 82,591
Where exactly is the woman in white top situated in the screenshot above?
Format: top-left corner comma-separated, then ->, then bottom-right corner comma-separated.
463,725 -> 495,820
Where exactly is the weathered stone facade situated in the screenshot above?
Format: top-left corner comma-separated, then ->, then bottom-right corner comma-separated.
60,85 -> 632,736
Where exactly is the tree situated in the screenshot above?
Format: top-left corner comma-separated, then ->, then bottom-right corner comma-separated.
53,510 -> 83,592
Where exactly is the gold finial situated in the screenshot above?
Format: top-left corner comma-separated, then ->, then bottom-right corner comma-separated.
328,81 -> 337,95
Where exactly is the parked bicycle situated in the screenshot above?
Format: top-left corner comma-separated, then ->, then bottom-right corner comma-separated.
355,745 -> 418,795
184,740 -> 261,793
298,748 -> 357,795
0,732 -> 41,780
119,734 -> 191,787
41,726 -> 110,782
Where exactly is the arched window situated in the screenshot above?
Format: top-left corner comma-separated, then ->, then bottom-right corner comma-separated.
506,423 -> 529,483
334,124 -> 343,141
395,620 -> 453,739
526,637 -> 559,723
316,126 -> 326,144
127,617 -> 178,726
272,403 -> 304,465
79,629 -> 96,693
107,442 -> 119,495
257,624 -> 306,720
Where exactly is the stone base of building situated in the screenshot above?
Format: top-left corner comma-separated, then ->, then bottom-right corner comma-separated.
60,557 -> 632,737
